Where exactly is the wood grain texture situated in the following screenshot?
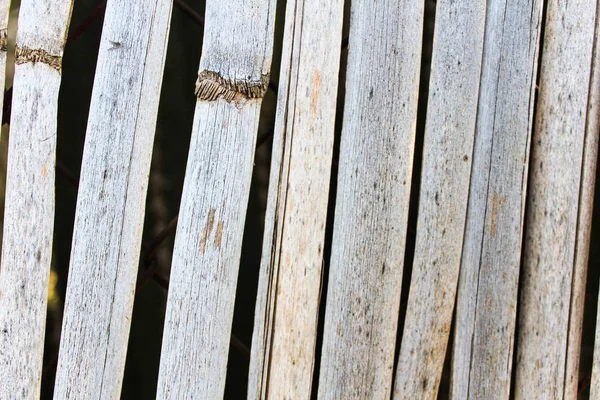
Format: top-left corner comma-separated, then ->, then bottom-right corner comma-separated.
393,1 -> 486,398
0,0 -> 72,397
247,0 -> 344,398
316,1 -> 424,398
572,5 -> 600,395
514,0 -> 599,398
450,0 -> 543,398
53,0 -> 172,397
589,8 -> 600,399
156,0 -> 276,398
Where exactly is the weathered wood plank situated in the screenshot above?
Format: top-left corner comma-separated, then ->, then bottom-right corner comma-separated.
316,1 -> 424,398
0,0 -> 72,397
588,9 -> 600,399
0,0 -> 10,122
393,1 -> 486,398
53,0 -> 172,397
248,0 -> 344,398
514,0 -> 599,398
572,8 -> 600,393
451,1 -> 543,398
155,1 -> 276,397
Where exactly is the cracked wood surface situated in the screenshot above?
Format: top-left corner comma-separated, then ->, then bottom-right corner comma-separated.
53,0 -> 172,397
393,0 -> 486,398
0,0 -> 73,397
451,0 -> 543,398
156,0 -> 276,397
247,0 -> 344,398
515,0 -> 599,398
316,1 -> 423,398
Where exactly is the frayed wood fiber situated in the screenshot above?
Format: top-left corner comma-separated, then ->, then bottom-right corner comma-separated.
15,46 -> 62,72
0,29 -> 7,51
195,69 -> 268,102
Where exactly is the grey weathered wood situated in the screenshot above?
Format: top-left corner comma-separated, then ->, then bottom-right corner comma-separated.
248,0 -> 344,398
0,0 -> 72,397
589,10 -> 600,399
316,1 -> 424,398
393,1 -> 486,398
0,0 -> 10,122
53,0 -> 172,397
514,0 -> 599,398
451,1 -> 543,398
156,1 -> 276,397
573,8 -> 600,395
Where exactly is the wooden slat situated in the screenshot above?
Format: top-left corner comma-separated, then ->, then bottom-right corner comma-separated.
0,0 -> 72,397
53,0 -> 172,397
451,1 -> 543,398
0,0 -> 9,119
316,1 -> 424,398
393,1 -> 486,398
573,8 -> 600,393
248,0 -> 344,398
588,7 -> 600,399
514,0 -> 599,398
155,0 -> 276,397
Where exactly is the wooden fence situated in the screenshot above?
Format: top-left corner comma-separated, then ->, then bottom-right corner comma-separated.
0,0 -> 599,398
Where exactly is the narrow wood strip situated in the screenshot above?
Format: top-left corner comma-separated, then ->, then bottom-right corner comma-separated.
53,0 -> 173,397
0,0 -> 73,397
570,1 -> 600,398
248,0 -> 344,398
514,0 -> 599,397
451,1 -> 543,398
155,0 -> 276,397
316,1 -> 424,398
393,0 -> 486,397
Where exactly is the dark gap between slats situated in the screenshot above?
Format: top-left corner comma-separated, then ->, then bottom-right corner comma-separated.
391,0 -> 437,397
223,0 -> 286,397
121,0 -> 205,398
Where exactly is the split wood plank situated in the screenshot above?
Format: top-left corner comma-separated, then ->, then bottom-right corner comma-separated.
0,0 -> 73,397
316,1 -> 424,398
155,0 -> 276,398
53,0 -> 173,397
450,0 -> 543,398
247,0 -> 344,398
588,7 -> 600,399
393,1 -> 486,398
514,0 -> 599,398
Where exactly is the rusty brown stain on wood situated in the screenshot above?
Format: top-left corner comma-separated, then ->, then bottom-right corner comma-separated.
310,70 -> 321,117
214,221 -> 224,249
490,192 -> 498,238
41,165 -> 48,178
199,208 -> 216,253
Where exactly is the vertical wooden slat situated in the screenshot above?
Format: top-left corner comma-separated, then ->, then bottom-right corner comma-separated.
53,0 -> 172,397
155,1 -> 276,398
0,0 -> 73,397
588,6 -> 600,398
572,6 -> 600,392
514,0 -> 598,398
393,1 -> 486,398
451,0 -> 543,398
316,1 -> 424,398
248,0 -> 344,398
